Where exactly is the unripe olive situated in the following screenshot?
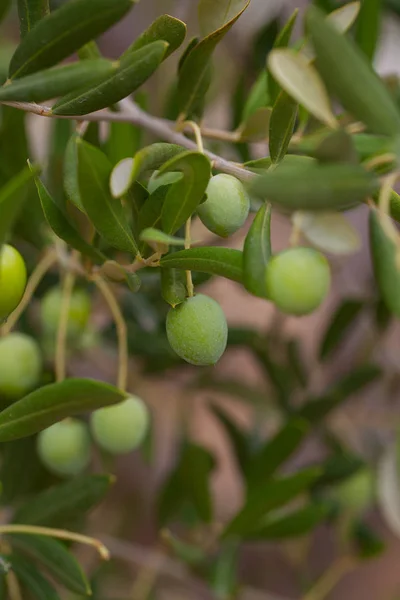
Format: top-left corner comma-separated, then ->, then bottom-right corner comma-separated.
147,171 -> 182,194
265,247 -> 330,315
0,333 -> 42,398
329,468 -> 375,515
197,174 -> 250,238
0,244 -> 27,321
166,294 -> 228,366
37,418 -> 91,477
41,286 -> 91,337
90,395 -> 150,455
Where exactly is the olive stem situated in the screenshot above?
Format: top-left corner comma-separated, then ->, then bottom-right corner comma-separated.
92,276 -> 128,392
55,251 -> 78,382
301,556 -> 356,600
6,571 -> 23,600
1,250 -> 57,336
0,524 -> 110,560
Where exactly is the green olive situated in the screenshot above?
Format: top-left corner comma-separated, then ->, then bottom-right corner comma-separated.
166,294 -> 228,366
90,395 -> 150,455
0,244 -> 27,321
0,333 -> 42,398
197,174 -> 250,237
265,247 -> 331,315
41,286 -> 91,337
37,418 -> 91,477
329,468 -> 375,514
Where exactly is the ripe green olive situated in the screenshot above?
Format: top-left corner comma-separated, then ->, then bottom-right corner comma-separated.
265,247 -> 331,315
0,333 -> 42,398
329,468 -> 375,515
90,395 -> 150,455
197,174 -> 250,238
41,286 -> 91,337
166,294 -> 228,366
0,244 -> 27,321
37,418 -> 91,477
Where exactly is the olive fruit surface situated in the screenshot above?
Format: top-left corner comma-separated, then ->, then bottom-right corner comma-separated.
265,247 -> 330,315
0,244 -> 27,321
90,395 -> 150,455
37,418 -> 91,477
166,294 -> 228,366
197,174 -> 250,237
41,286 -> 91,336
0,333 -> 42,398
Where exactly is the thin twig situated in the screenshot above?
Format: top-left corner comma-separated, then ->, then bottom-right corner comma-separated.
302,556 -> 356,600
92,276 -> 128,391
0,524 -> 109,560
1,250 -> 57,336
55,251 -> 78,382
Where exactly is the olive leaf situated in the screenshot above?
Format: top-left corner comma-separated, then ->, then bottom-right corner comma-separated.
292,211 -> 361,255
247,502 -> 330,540
237,107 -> 271,142
10,0 -> 133,78
139,228 -> 186,249
198,0 -> 249,36
123,14 -> 186,59
7,556 -> 59,600
269,91 -> 298,163
355,0 -> 381,62
64,133 -> 84,212
161,268 -> 187,307
160,247 -> 243,283
268,8 -> 299,104
243,203 -> 272,298
319,298 -> 365,360
17,0 -> 49,38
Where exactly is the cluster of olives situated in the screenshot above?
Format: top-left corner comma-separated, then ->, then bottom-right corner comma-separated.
163,174 -> 331,368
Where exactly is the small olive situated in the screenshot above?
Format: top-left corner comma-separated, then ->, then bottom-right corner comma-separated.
37,418 -> 91,477
0,333 -> 42,398
41,286 -> 91,337
0,244 -> 27,321
329,468 -> 375,515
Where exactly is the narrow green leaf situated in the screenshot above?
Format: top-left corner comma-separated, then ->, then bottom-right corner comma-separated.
314,454 -> 365,488
268,9 -> 299,104
298,365 -> 381,424
352,521 -> 385,559
0,378 -> 126,442
110,143 -> 183,198
9,555 -> 60,600
356,0 -> 382,62
177,0 -> 250,117
238,107 -> 271,142
180,443 -> 214,522
52,41 -> 167,116
64,133 -> 84,212
0,60 -> 116,103
243,203 -> 271,298
0,163 -> 39,246
242,71 -> 269,121
140,228 -> 185,248
314,128 -> 358,164
0,438 -> 47,504
14,474 -> 114,527
137,186 -> 167,238
251,162 -> 378,211
319,299 -> 365,360
0,0 -> 12,26
123,14 -> 186,59
106,121 -> 141,167
246,420 -> 309,487
369,208 -> 400,317
287,339 -> 308,388
160,247 -> 243,283
162,531 -> 206,566
160,151 -> 211,234
222,467 -> 321,538
8,535 -> 90,595
77,139 -> 138,254
17,0 -> 49,38
198,0 -> 249,36
268,49 -> 337,128
210,404 -> 250,475
33,172 -> 106,265
248,502 -> 330,540
210,542 -> 239,598
161,268 -> 187,307
306,6 -> 400,136
9,0 -> 133,78
78,40 -> 102,60
269,91 -> 298,163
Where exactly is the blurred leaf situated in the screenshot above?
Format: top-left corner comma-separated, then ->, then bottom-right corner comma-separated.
180,443 -> 214,523
315,128 -> 358,164
222,467 -> 321,538
292,210 -> 361,255
9,534 -> 90,595
315,453 -> 365,488
0,0 -> 12,26
77,139 -> 138,254
0,164 -> 39,246
14,474 -> 114,527
137,187 -> 167,247
0,438 -> 48,504
110,143 -> 183,198
157,466 -> 186,526
356,0 -> 382,62
377,444 -> 400,539
242,71 -> 269,121
106,122 -> 141,167
246,420 -> 309,487
9,555 -> 60,599
243,203 -> 271,298
17,0 -> 49,37
352,520 -> 385,559
140,228 -> 185,249
251,162 -> 378,211
210,541 -> 239,599
162,531 -> 206,566
298,365 -> 381,424
123,14 -> 186,59
0,107 -> 30,183
268,9 -> 299,104
238,107 -> 271,142
269,91 -> 298,163
160,151 -> 211,234
306,6 -> 400,136
248,502 -> 330,539
369,208 -> 400,318
64,133 -> 84,212
177,0 -> 250,118
319,298 -> 365,360
287,339 -> 308,388
210,404 -> 250,475
33,172 -> 106,265
0,60 -> 116,103
161,268 -> 187,307
198,0 -> 248,35
10,0 -> 133,78
160,247 -> 243,283
0,379 -> 126,442
251,345 -> 293,413
373,188 -> 400,224
52,41 -> 167,116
